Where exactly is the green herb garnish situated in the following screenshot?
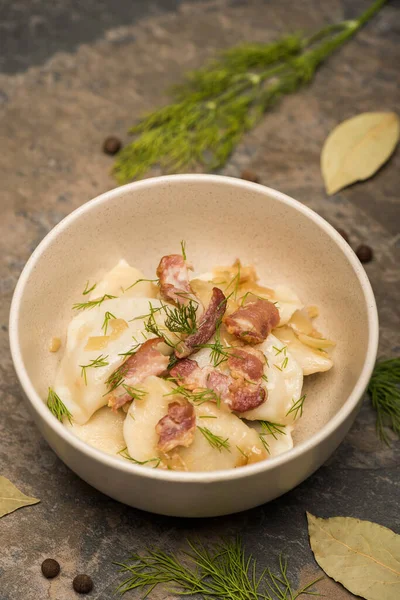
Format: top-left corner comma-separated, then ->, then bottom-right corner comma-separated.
118,447 -> 160,468
180,240 -> 187,260
164,299 -> 198,335
115,537 -> 321,598
82,281 -> 97,295
166,384 -> 220,408
102,311 -> 116,335
47,387 -> 72,424
113,0 -> 386,183
80,354 -> 109,385
124,278 -> 159,292
73,294 -> 116,311
368,358 -> 400,444
197,426 -> 230,452
121,385 -> 147,401
286,395 -> 307,419
260,421 -> 287,439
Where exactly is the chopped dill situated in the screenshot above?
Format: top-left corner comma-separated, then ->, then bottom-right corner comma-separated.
168,353 -> 179,370
262,374 -> 269,383
239,290 -> 274,306
102,311 -> 116,335
236,445 -> 248,459
124,278 -> 159,292
281,356 -> 289,369
166,384 -> 221,408
286,394 -> 307,419
47,387 -> 72,424
368,357 -> 400,444
164,300 -> 198,335
260,420 -> 286,439
118,344 -> 141,357
273,345 -> 287,356
80,354 -> 109,385
197,426 -> 230,452
144,303 -> 177,349
73,294 -> 116,311
122,384 -> 147,401
82,281 -> 97,296
181,240 -> 187,260
106,363 -> 128,394
118,447 -> 160,468
115,537 -> 322,598
199,415 -> 217,419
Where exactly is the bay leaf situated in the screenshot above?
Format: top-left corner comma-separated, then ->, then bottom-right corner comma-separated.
307,512 -> 400,600
0,475 -> 40,518
321,112 -> 400,195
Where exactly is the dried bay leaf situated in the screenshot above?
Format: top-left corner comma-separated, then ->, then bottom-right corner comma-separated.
307,512 -> 400,600
0,475 -> 40,518
321,112 -> 400,195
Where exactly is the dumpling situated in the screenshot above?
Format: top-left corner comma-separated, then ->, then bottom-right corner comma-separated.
89,259 -> 158,299
273,326 -> 333,376
54,297 -> 165,424
123,376 -> 267,471
240,334 -> 303,423
65,406 -> 125,457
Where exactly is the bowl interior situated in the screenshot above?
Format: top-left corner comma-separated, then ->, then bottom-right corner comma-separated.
13,175 -> 373,450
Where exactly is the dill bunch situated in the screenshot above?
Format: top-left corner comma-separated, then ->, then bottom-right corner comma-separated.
115,537 -> 321,598
114,0 -> 387,183
368,357 -> 400,444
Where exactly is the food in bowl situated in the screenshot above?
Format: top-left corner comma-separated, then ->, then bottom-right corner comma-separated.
48,244 -> 335,472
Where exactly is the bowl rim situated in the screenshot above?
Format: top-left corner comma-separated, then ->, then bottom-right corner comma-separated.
9,174 -> 379,484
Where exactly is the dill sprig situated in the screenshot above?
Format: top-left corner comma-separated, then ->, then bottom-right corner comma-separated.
124,278 -> 159,292
82,280 -> 97,295
197,426 -> 230,452
166,384 -> 221,407
115,537 -> 321,598
164,299 -> 198,335
80,354 -> 109,385
122,384 -> 147,401
368,358 -> 400,444
181,240 -> 187,260
73,294 -> 116,311
118,447 -> 160,468
47,387 -> 73,424
106,363 -> 128,394
118,344 -> 141,357
113,0 -> 386,182
259,421 -> 286,453
260,421 -> 287,439
286,395 -> 307,420
102,311 -> 116,334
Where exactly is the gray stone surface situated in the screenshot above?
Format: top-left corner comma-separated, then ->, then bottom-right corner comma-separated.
0,0 -> 399,598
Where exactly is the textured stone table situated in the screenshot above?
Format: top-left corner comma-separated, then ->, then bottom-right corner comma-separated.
1,1 -> 399,598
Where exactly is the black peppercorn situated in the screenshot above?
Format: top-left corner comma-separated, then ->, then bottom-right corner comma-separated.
73,574 -> 93,594
356,244 -> 373,263
41,558 -> 60,579
102,136 -> 122,155
240,169 -> 259,183
336,228 -> 350,244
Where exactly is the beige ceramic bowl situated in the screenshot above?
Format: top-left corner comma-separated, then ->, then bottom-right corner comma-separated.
10,174 -> 378,517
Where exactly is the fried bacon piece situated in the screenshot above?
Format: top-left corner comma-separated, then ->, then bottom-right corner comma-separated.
175,287 -> 226,358
156,400 -> 196,453
224,298 -> 279,344
170,354 -> 266,413
108,338 -> 169,411
156,254 -> 196,305
228,379 -> 266,412
227,347 -> 265,382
